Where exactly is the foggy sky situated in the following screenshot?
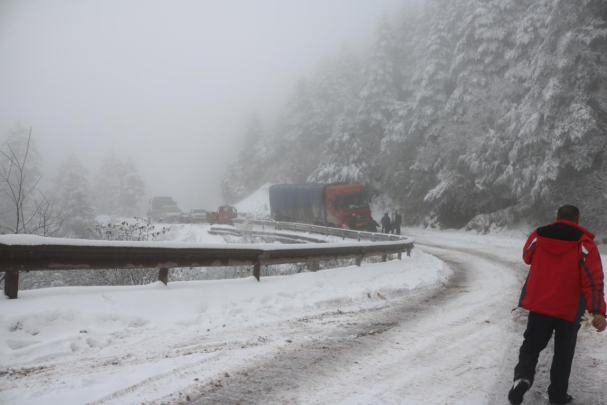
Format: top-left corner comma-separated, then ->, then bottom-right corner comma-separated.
0,0 -> 405,213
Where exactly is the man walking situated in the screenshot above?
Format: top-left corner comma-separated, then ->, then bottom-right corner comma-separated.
508,205 -> 606,405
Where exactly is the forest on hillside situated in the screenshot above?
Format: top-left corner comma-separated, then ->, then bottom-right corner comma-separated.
222,0 -> 607,235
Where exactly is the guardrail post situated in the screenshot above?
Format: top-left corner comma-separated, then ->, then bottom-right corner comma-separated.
341,229 -> 345,240
253,262 -> 261,281
356,256 -> 363,267
381,255 -> 387,262
398,252 -> 402,260
158,268 -> 169,285
4,270 -> 19,299
357,232 -> 361,242
309,261 -> 318,272
371,234 -> 376,242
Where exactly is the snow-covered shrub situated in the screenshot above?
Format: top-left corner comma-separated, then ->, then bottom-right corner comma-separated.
79,217 -> 171,286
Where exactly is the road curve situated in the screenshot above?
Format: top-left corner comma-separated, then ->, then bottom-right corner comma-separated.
187,231 -> 607,405
185,235 -> 518,404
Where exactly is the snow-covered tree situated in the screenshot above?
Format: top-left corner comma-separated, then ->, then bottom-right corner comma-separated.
94,152 -> 124,217
308,119 -> 370,185
0,125 -> 43,232
0,125 -> 61,235
54,154 -> 95,237
223,0 -> 607,233
222,115 -> 267,203
357,14 -> 400,153
95,153 -> 145,217
120,157 -> 146,216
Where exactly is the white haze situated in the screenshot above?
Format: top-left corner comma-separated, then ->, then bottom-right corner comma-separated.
0,0 -> 406,213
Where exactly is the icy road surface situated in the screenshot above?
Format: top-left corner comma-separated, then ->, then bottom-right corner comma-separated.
1,227 -> 606,405
188,229 -> 607,405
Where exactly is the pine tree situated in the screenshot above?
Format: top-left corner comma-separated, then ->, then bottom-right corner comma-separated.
222,115 -> 267,203
357,14 -> 400,153
272,79 -> 317,182
54,154 -> 95,237
94,152 -> 125,217
308,119 -> 370,185
333,45 -> 362,121
222,0 -> 607,232
120,157 -> 146,216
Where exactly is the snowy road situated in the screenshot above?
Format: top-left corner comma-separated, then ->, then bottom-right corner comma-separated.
183,231 -> 523,404
188,230 -> 607,405
2,228 -> 606,405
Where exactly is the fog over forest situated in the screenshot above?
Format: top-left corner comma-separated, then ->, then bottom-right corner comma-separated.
1,0 -> 607,238
0,0 -> 405,213
224,0 -> 607,235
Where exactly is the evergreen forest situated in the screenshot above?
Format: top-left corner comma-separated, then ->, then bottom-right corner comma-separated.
222,0 -> 607,234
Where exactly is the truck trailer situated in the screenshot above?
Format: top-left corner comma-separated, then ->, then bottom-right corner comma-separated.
269,183 -> 371,229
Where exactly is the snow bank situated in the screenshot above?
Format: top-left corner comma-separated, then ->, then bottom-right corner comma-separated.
233,183 -> 272,218
0,250 -> 448,372
0,220 -> 434,405
0,233 -> 410,252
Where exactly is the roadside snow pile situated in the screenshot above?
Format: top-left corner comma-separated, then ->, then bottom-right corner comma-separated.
0,249 -> 448,370
234,183 -> 272,218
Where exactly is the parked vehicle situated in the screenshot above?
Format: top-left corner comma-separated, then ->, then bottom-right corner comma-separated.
157,205 -> 182,223
188,209 -> 207,223
269,183 -> 371,229
147,197 -> 179,222
207,206 -> 237,225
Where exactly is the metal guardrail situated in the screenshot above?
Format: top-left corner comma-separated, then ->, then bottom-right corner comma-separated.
0,223 -> 414,299
208,227 -> 327,243
233,218 -> 410,243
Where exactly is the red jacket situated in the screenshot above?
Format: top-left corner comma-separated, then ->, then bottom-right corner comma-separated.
521,220 -> 606,322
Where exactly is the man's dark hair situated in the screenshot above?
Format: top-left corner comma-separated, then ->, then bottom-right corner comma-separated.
556,205 -> 580,222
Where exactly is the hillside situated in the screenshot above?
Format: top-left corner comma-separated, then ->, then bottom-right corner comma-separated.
222,0 -> 607,235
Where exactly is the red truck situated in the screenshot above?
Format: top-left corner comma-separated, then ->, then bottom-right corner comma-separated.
207,206 -> 238,225
269,183 -> 371,230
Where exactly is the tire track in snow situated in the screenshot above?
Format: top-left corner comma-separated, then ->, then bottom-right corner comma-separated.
106,236 -> 607,405
186,240 -> 570,404
185,250 -> 467,404
418,240 -> 607,405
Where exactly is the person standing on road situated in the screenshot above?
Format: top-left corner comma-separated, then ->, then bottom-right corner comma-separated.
381,213 -> 391,234
367,217 -> 379,233
508,205 -> 606,405
393,210 -> 402,235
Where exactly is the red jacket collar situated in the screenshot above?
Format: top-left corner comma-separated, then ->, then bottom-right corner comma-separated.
552,220 -> 595,240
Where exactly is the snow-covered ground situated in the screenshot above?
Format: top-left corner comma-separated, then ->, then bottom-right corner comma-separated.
0,237 -> 447,405
233,183 -> 272,218
1,224 -> 606,405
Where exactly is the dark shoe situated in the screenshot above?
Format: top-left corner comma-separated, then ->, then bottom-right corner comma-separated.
549,394 -> 573,404
508,379 -> 530,405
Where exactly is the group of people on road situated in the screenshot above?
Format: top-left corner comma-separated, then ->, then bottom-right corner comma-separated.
366,210 -> 402,234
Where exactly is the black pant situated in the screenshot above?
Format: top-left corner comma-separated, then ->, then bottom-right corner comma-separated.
514,311 -> 580,398
394,224 -> 401,235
